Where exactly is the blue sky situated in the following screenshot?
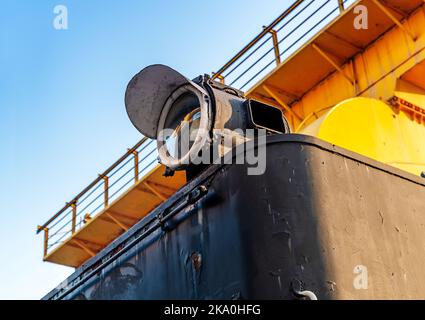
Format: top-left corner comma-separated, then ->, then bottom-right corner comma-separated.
0,0 -> 296,299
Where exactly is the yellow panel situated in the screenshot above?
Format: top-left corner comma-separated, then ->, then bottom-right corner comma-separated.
44,164 -> 186,268
300,97 -> 425,176
247,0 -> 425,131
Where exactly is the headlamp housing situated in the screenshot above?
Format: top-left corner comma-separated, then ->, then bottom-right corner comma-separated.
125,64 -> 290,173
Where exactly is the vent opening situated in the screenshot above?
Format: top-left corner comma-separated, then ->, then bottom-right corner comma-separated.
247,100 -> 290,134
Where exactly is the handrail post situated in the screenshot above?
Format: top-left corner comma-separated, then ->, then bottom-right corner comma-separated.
102,175 -> 109,208
212,73 -> 225,84
338,0 -> 344,13
211,0 -> 304,81
71,202 -> 77,234
132,150 -> 139,182
43,227 -> 49,256
265,27 -> 281,65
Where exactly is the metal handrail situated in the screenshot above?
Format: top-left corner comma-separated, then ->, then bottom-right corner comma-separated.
37,137 -> 158,257
212,0 -> 305,81
211,0 -> 349,88
37,137 -> 149,234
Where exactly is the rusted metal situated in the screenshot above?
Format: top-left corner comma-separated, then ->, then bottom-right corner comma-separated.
265,27 -> 281,65
43,228 -> 49,257
338,0 -> 344,12
102,175 -> 109,208
71,202 -> 77,234
133,150 -> 139,182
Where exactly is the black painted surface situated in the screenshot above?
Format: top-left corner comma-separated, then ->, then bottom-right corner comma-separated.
44,135 -> 425,300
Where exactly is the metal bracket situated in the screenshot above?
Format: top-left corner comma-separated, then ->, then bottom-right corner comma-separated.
105,212 -> 129,231
143,182 -> 167,201
371,0 -> 416,41
312,43 -> 355,86
262,84 -> 303,122
72,239 -> 96,257
264,26 -> 281,65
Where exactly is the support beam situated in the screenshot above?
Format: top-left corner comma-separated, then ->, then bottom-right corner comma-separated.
312,43 -> 355,85
325,31 -> 363,51
338,0 -> 344,13
399,78 -> 425,93
378,0 -> 409,18
43,227 -> 49,257
264,27 -> 281,65
108,210 -> 139,223
105,212 -> 129,231
72,239 -> 96,257
249,92 -> 283,109
101,175 -> 109,208
371,0 -> 416,41
145,181 -> 178,195
71,202 -> 77,234
143,182 -> 167,201
262,85 -> 303,121
212,73 -> 225,84
262,83 -> 300,101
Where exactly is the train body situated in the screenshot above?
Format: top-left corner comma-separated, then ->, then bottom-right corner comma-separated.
44,136 -> 425,300
39,0 -> 425,300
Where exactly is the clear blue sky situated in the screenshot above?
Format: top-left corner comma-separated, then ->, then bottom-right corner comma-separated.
0,0 -> 295,299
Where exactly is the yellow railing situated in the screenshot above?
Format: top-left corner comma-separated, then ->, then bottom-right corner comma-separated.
37,138 -> 157,256
211,0 -> 354,90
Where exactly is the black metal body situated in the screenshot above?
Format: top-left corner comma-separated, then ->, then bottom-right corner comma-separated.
43,135 -> 425,300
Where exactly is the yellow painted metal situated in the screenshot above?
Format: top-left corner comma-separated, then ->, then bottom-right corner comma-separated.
247,0 -> 425,177
44,164 -> 186,267
247,0 -> 425,127
299,97 -> 425,176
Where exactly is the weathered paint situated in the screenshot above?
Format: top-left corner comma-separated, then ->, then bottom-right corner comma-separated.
247,1 -> 425,177
44,135 -> 425,300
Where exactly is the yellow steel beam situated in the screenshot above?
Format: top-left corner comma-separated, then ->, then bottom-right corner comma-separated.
143,181 -> 167,201
324,30 -> 363,51
295,105 -> 334,132
132,150 -> 139,182
264,27 -> 281,65
264,84 -> 300,101
371,0 -> 416,41
71,202 -> 77,234
101,175 -> 109,208
72,239 -> 96,257
262,84 -> 303,121
105,212 -> 129,231
338,0 -> 345,13
212,73 -> 225,84
43,227 -> 49,257
108,210 -> 139,223
312,43 -> 355,85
